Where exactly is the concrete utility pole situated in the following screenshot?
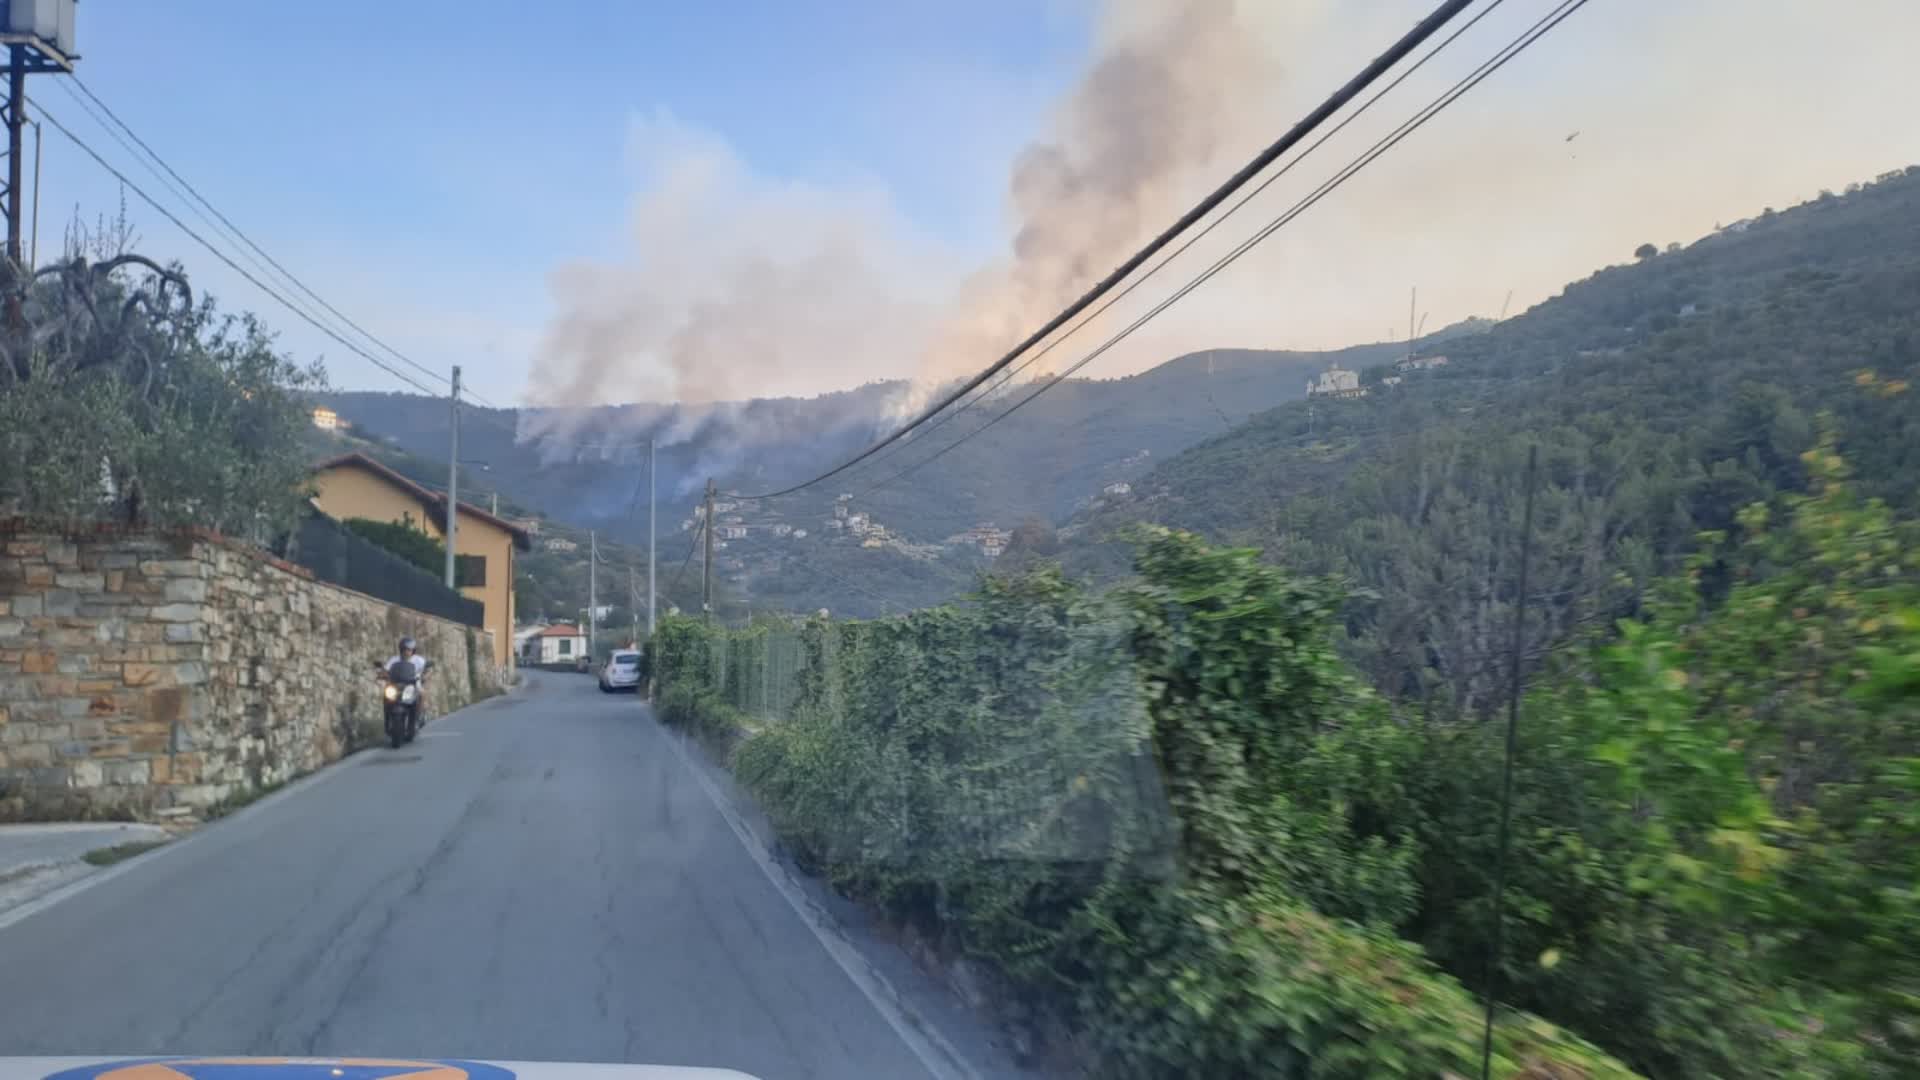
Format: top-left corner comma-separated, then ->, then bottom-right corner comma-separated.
444,365 -> 461,589
588,529 -> 597,662
647,438 -> 656,636
1407,286 -> 1417,364
702,478 -> 715,624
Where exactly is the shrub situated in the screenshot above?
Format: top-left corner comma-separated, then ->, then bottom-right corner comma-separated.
656,537 -> 1640,1076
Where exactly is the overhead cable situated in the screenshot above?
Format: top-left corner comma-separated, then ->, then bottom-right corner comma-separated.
840,0 -> 1513,478
856,0 -> 1594,498
724,0 -> 1482,501
63,74 -> 454,392
36,104 -> 446,398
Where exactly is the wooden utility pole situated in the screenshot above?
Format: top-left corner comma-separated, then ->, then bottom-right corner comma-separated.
702,478 -> 716,624
0,5 -> 78,330
5,46 -> 26,331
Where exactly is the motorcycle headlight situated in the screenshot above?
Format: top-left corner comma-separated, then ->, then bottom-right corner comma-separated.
383,685 -> 399,701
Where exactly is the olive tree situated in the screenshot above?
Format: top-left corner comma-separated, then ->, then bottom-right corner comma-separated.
0,253 -> 326,545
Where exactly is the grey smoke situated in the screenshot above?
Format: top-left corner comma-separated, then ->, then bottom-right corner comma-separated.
520,0 -> 1920,470
522,0 -> 1271,457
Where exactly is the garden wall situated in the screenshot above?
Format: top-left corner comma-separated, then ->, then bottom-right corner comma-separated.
0,522 -> 485,820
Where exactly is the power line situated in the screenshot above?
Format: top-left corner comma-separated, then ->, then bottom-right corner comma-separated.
35,103 -> 446,398
62,74 -> 454,392
725,0 -> 1481,502
856,0 -> 1593,499
835,0 -> 1514,483
46,79 -> 347,354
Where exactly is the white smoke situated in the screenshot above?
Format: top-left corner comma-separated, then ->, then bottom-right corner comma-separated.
520,0 -> 1920,463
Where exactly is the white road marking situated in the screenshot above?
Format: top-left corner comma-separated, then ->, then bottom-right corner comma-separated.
657,721 -> 979,1080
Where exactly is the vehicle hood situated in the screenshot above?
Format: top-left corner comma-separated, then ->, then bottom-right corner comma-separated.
0,1060 -> 755,1080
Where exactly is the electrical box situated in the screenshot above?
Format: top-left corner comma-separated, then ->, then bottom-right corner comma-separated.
0,0 -> 77,58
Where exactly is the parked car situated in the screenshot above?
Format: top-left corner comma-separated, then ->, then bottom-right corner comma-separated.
599,649 -> 643,693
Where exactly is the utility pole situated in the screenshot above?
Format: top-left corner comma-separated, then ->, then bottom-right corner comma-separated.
28,115 -> 39,269
588,529 -> 597,662
1407,286 -> 1417,364
4,46 -> 26,331
647,438 -> 656,636
444,365 -> 462,589
490,491 -> 498,516
702,478 -> 716,624
1,7 -> 77,330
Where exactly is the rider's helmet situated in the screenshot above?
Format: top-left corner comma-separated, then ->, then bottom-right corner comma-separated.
399,636 -> 417,655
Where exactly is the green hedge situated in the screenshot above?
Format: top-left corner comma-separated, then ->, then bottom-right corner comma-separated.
653,444 -> 1917,1075
651,533 -> 1637,1077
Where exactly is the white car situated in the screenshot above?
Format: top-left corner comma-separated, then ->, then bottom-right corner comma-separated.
599,649 -> 644,693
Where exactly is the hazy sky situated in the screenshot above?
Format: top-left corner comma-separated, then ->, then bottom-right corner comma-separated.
35,1 -> 1920,408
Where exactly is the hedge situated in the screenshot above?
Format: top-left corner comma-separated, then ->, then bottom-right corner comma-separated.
651,530 -> 1639,1077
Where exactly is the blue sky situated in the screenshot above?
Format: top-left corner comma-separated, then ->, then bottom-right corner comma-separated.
35,1 -> 1090,403
33,1 -> 1920,410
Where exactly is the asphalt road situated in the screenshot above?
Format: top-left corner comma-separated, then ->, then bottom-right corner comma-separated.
0,672 -> 952,1080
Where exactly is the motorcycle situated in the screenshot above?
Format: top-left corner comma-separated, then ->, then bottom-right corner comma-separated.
375,659 -> 424,748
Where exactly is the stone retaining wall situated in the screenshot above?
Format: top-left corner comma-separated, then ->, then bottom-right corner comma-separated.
0,523 -> 484,820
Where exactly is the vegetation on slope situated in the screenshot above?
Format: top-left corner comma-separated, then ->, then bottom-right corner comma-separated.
1068,165 -> 1920,717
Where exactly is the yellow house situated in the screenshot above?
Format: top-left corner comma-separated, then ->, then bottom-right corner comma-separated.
309,453 -> 531,670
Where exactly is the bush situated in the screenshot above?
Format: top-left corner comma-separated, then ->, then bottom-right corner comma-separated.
1,258 -> 325,541
654,535 -> 1639,1077
344,516 -> 444,575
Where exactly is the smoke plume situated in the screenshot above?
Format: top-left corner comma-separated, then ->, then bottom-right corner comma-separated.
522,0 -> 1920,466
522,0 -> 1280,454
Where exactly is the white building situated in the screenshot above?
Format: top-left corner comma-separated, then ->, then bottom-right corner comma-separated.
1103,481 -> 1131,497
1307,364 -> 1365,398
543,537 -> 579,553
771,523 -> 793,537
792,529 -> 808,540
847,512 -> 871,535
717,525 -> 748,540
311,406 -> 342,431
526,624 -> 586,666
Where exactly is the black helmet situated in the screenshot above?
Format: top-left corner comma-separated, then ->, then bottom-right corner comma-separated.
399,636 -> 417,653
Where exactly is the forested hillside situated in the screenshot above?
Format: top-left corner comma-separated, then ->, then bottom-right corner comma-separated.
1065,165 -> 1920,716
320,340 -> 1449,545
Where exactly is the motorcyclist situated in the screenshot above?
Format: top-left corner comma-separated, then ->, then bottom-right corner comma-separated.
380,636 -> 432,723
